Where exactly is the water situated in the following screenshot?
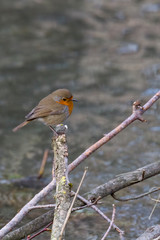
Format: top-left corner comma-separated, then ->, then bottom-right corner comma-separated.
0,0 -> 160,239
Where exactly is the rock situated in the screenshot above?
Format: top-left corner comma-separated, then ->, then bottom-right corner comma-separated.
142,3 -> 160,13
117,43 -> 139,54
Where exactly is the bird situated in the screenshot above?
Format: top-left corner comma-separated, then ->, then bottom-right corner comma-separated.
12,88 -> 77,132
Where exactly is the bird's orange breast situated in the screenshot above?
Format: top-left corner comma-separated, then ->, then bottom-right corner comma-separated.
57,97 -> 74,115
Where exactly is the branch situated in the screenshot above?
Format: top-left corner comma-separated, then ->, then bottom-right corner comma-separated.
0,91 -> 159,239
111,187 -> 160,202
38,149 -> 49,178
101,204 -> 116,240
149,193 -> 160,220
76,194 -> 124,236
68,91 -> 160,173
136,225 -> 160,240
28,204 -> 56,210
3,160 -> 160,240
87,161 -> 160,202
2,210 -> 54,240
27,222 -> 52,240
50,126 -> 71,240
60,167 -> 88,239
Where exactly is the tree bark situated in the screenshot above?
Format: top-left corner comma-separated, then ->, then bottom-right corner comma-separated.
136,224 -> 160,240
86,161 -> 160,202
50,126 -> 71,240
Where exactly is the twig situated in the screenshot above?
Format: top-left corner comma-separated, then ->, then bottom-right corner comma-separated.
72,199 -> 100,212
28,197 -> 99,212
2,210 -> 55,240
29,204 -> 56,210
87,161 -> 160,202
111,187 -> 160,202
0,178 -> 56,239
76,194 -> 124,237
101,204 -> 116,240
0,91 -> 159,239
149,194 -> 160,203
38,149 -> 49,178
149,193 -> 160,220
71,196 -> 101,212
59,167 -> 88,239
27,222 -> 52,240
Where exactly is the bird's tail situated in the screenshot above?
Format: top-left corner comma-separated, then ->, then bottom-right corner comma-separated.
12,121 -> 29,132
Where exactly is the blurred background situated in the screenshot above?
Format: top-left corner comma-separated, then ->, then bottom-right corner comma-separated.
0,0 -> 160,239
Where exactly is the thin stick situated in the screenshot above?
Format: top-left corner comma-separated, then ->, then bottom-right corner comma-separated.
111,187 -> 160,202
27,222 -> 52,240
149,194 -> 160,203
149,193 -> 160,220
38,149 -> 49,178
101,204 -> 116,240
76,194 -> 124,236
60,167 -> 88,239
29,204 -> 56,210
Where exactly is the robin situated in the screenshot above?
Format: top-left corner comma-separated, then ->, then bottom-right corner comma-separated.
12,89 -> 77,132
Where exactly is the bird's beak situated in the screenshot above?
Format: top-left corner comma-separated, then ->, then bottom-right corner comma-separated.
72,98 -> 78,102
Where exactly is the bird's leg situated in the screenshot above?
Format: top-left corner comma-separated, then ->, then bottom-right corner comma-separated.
49,125 -> 58,136
49,124 -> 68,136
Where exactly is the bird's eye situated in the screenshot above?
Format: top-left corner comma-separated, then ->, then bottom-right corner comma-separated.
62,98 -> 67,101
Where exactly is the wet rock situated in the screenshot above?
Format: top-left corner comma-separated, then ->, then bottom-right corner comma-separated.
122,27 -> 133,36
0,176 -> 50,189
142,3 -> 160,13
142,63 -> 160,79
114,11 -> 125,21
117,43 -> 139,54
142,88 -> 160,96
150,126 -> 160,132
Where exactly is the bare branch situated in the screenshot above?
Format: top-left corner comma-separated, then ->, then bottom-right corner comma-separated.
38,149 -> 49,179
2,210 -> 54,240
111,187 -> 160,202
72,197 -> 101,212
68,90 -> 160,173
0,179 -> 56,239
101,204 -> 116,240
28,204 -> 56,210
76,194 -> 124,236
149,193 -> 160,203
149,193 -> 160,220
136,225 -> 160,240
87,161 -> 160,202
27,222 -> 52,240
51,127 -> 71,240
60,167 -> 88,239
0,91 -> 159,239
3,160 -> 160,240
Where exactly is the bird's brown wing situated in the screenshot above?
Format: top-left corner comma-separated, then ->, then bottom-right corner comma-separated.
25,94 -> 65,121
